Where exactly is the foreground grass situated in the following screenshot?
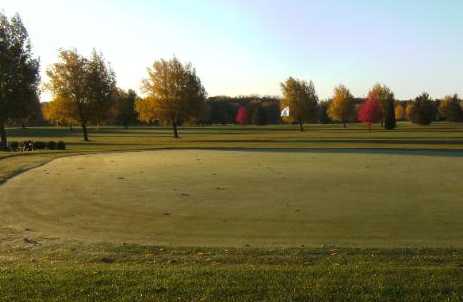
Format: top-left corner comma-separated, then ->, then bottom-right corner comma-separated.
1,243 -> 463,301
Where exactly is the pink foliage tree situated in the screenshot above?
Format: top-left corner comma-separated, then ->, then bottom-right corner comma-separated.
235,106 -> 248,125
358,95 -> 383,131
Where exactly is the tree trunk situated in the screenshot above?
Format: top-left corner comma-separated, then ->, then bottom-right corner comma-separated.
368,123 -> 372,133
343,121 -> 347,128
82,123 -> 89,141
172,120 -> 179,138
21,122 -> 26,129
298,120 -> 304,132
0,120 -> 7,149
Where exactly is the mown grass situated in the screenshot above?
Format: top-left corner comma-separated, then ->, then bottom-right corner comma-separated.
2,150 -> 463,248
1,123 -> 463,301
2,122 -> 463,153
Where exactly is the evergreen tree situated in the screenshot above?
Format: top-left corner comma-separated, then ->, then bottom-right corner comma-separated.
384,99 -> 396,130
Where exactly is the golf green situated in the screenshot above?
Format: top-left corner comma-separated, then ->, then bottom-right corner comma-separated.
1,150 -> 462,248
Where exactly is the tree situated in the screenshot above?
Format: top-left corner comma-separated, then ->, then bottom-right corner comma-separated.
10,92 -> 42,128
327,85 -> 354,128
140,57 -> 206,138
368,84 -> 395,129
383,98 -> 396,130
261,100 -> 281,124
252,105 -> 267,125
358,94 -> 382,131
318,100 -> 332,124
0,13 -> 40,148
86,50 -> 117,128
235,105 -> 248,125
409,92 -> 435,125
405,103 -> 415,121
47,49 -> 116,141
42,96 -> 78,128
112,89 -> 138,128
280,77 -> 319,132
439,94 -> 463,122
206,97 -> 238,124
395,103 -> 406,121
135,96 -> 157,125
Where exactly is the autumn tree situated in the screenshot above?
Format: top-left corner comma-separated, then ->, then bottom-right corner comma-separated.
327,85 -> 354,128
280,77 -> 319,132
368,84 -> 395,129
0,13 -> 40,148
439,94 -> 463,122
42,96 -> 78,128
405,103 -> 415,121
395,103 -> 406,121
409,92 -> 435,125
47,49 -> 116,141
139,58 -> 206,138
358,94 -> 383,131
235,105 -> 248,125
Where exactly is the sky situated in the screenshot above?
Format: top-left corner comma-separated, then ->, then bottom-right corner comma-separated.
2,0 -> 463,100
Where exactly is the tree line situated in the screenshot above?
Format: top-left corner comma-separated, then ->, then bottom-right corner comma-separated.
1,12 -> 463,147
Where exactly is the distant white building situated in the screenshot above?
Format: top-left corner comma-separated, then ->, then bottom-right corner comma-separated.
281,106 -> 290,117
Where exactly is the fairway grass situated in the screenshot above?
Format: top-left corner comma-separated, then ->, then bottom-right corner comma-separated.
2,149 -> 462,248
2,122 -> 463,153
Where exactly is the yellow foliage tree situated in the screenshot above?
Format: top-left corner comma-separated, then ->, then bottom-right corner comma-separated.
280,77 -> 319,132
327,85 -> 354,128
42,96 -> 78,128
139,57 -> 206,138
135,97 -> 158,125
405,103 -> 415,121
395,103 -> 405,121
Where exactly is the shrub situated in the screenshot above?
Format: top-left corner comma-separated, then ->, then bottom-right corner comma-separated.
57,141 -> 66,150
33,141 -> 46,150
47,141 -> 57,150
9,141 -> 19,152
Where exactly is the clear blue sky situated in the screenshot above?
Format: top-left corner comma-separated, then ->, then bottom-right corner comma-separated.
2,0 -> 463,100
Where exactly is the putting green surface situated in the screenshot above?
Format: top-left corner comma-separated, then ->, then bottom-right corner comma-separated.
1,150 -> 462,248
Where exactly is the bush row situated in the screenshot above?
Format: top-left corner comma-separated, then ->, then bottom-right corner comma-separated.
8,141 -> 66,152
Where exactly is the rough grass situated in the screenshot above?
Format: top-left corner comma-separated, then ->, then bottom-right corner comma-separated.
2,243 -> 463,302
